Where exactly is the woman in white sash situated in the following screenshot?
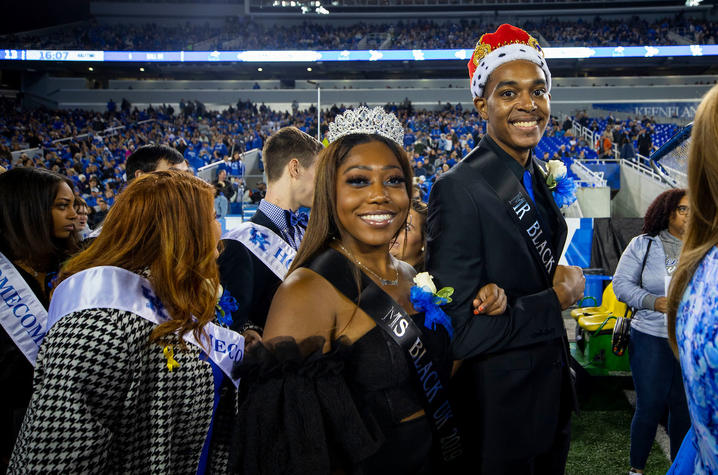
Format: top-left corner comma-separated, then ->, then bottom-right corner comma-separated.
0,167 -> 79,472
9,171 -> 230,474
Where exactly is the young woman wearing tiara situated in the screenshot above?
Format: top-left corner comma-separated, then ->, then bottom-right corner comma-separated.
232,107 -> 507,474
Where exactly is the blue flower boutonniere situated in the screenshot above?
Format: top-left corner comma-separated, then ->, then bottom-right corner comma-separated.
545,160 -> 577,209
409,272 -> 454,338
215,286 -> 238,327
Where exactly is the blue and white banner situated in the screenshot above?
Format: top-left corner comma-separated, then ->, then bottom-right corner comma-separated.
2,44 -> 717,63
48,266 -> 244,387
592,101 -> 700,119
0,252 -> 49,366
223,222 -> 295,280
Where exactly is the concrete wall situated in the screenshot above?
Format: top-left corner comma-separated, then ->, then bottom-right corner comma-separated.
577,187 -> 611,218
611,162 -> 672,218
26,75 -> 714,113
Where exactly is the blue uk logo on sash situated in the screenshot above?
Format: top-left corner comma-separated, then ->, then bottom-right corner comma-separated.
142,285 -> 169,320
223,222 -> 297,281
249,228 -> 270,251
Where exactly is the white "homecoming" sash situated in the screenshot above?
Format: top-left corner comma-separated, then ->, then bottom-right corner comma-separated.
223,222 -> 296,280
48,266 -> 244,387
0,252 -> 49,366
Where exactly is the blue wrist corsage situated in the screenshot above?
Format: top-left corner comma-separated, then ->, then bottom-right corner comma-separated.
215,287 -> 238,327
545,160 -> 577,208
409,272 -> 454,338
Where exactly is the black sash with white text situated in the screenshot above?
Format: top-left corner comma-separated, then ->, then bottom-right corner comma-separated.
308,249 -> 463,465
466,146 -> 557,285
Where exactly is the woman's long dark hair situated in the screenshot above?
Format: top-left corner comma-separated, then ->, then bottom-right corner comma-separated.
289,134 -> 413,274
0,167 -> 79,271
641,188 -> 686,236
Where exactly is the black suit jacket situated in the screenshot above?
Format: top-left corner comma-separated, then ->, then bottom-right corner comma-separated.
426,138 -> 576,460
218,210 -> 287,331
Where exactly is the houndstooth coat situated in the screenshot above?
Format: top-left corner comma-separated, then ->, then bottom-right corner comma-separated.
8,307 -> 231,474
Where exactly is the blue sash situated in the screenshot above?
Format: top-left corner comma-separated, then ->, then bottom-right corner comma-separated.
0,251 -> 48,366
223,222 -> 296,280
48,266 -> 244,387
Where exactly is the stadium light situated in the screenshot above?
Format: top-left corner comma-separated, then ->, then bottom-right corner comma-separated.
257,67 -> 263,71
685,0 -> 702,6
316,5 -> 329,14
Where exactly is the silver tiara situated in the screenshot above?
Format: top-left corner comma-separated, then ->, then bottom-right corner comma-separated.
327,106 -> 404,146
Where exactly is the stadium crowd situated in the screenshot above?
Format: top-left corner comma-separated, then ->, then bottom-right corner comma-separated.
3,15 -> 715,51
1,95 -> 670,226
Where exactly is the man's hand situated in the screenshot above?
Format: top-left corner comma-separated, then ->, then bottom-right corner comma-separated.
654,297 -> 668,314
552,265 -> 586,310
473,283 -> 508,316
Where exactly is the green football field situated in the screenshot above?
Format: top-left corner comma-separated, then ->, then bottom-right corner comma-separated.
566,376 -> 672,475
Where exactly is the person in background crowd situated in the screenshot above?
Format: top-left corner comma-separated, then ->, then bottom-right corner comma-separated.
8,171 -> 232,474
73,196 -> 92,240
230,107 -> 507,474
213,169 -> 234,202
219,126 -> 323,336
613,189 -> 691,474
89,198 -> 109,229
637,127 -> 653,157
86,145 -> 190,238
249,182 -> 266,204
390,197 -> 428,272
427,24 -> 584,474
215,185 -> 229,221
620,132 -> 637,160
125,144 -> 189,182
600,128 -> 614,158
666,84 -> 718,475
0,168 -> 79,473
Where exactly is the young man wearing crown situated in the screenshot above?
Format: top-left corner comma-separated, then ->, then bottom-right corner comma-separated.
219,126 -> 322,338
426,24 -> 586,473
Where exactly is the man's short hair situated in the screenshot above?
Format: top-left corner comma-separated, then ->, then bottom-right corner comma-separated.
126,145 -> 184,181
263,127 -> 323,183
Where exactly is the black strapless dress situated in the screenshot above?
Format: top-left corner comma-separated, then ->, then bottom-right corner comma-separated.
230,312 -> 451,475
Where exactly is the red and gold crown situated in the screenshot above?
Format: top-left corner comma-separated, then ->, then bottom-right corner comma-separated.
468,24 -> 550,99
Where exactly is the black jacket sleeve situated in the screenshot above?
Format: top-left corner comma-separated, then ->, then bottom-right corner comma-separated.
218,239 -> 256,331
426,175 -> 564,360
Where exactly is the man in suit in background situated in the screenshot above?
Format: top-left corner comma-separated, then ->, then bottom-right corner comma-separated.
426,24 -> 585,474
219,127 -> 322,340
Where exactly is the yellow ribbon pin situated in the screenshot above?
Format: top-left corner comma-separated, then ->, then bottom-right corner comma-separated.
163,345 -> 180,372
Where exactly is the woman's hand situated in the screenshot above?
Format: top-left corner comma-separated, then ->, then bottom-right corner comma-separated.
654,297 -> 668,314
243,329 -> 262,348
472,283 -> 507,316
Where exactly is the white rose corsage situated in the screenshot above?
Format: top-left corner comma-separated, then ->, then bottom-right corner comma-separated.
409,272 -> 454,338
545,159 -> 577,208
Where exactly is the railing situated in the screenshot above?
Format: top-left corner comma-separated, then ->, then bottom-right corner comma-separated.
571,160 -> 607,188
571,119 -> 599,152
662,164 -> 687,188
620,158 -> 665,182
9,119 -> 156,166
50,119 -> 156,145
